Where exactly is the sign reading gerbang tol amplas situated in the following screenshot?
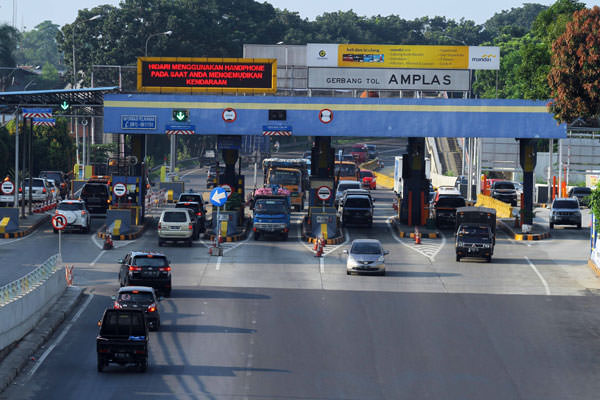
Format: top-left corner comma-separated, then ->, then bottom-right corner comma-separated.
138,57 -> 277,94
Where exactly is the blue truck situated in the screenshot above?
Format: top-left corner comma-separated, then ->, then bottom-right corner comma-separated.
251,186 -> 291,241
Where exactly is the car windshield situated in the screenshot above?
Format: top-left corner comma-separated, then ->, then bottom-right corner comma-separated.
255,199 -> 287,214
494,182 -> 515,190
360,171 -> 373,178
437,197 -> 466,208
344,197 -> 371,208
179,194 -> 202,203
573,187 -> 591,194
82,184 -> 107,195
351,242 -> 382,254
338,183 -> 361,192
58,202 -> 84,211
162,211 -> 187,222
269,170 -> 299,185
118,291 -> 154,303
553,200 -> 579,209
459,226 -> 490,237
335,164 -> 356,176
133,256 -> 168,267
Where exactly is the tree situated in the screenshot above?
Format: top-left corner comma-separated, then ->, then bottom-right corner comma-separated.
484,3 -> 548,38
15,21 -> 62,69
548,6 -> 600,123
0,24 -> 20,91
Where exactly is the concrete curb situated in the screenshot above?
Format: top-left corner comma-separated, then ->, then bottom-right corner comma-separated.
498,219 -> 551,241
391,217 -> 440,239
97,218 -> 151,240
208,219 -> 250,242
300,218 -> 344,245
0,286 -> 83,393
588,259 -> 600,278
1,214 -> 50,239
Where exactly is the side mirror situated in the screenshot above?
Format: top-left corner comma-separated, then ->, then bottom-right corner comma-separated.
383,250 -> 389,255
343,249 -> 348,254
117,259 -> 123,263
158,296 -> 164,302
111,295 -> 116,301
372,198 -> 376,202
97,320 -> 102,327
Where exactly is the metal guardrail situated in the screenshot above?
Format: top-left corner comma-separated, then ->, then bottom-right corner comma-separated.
0,254 -> 59,307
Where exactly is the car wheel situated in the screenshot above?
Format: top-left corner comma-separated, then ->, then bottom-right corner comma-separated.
158,239 -> 163,247
138,358 -> 148,373
187,238 -> 193,247
486,256 -> 492,263
549,223 -> 554,229
456,255 -> 461,262
577,223 -> 581,229
254,232 -> 260,241
346,270 -> 351,275
165,289 -> 171,298
155,319 -> 160,331
281,232 -> 288,241
379,270 -> 386,276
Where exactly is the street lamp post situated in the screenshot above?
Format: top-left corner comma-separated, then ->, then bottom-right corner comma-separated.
144,30 -> 173,164
72,14 -> 101,177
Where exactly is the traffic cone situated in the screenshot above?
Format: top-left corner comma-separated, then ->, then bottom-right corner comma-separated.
313,238 -> 319,251
103,234 -> 113,250
414,227 -> 421,244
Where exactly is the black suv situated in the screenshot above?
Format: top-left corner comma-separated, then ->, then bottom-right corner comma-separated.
118,252 -> 172,297
568,186 -> 592,207
174,202 -> 202,239
434,195 -> 466,227
491,181 -> 517,206
339,194 -> 374,227
81,183 -> 111,214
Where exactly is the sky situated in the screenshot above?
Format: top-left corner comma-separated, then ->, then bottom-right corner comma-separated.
0,0 -> 598,30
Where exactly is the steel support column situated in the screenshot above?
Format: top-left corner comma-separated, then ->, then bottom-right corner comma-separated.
519,139 -> 537,226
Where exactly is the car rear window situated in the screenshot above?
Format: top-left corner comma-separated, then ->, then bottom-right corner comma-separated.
553,200 -> 579,209
351,242 -> 382,254
101,311 -> 146,336
338,183 -> 361,192
175,202 -> 200,212
23,178 -> 44,187
132,256 -> 168,267
179,194 -> 202,203
162,211 -> 188,222
437,197 -> 466,208
58,202 -> 84,211
82,184 -> 108,195
344,197 -> 371,208
573,187 -> 591,194
119,291 -> 154,303
494,182 -> 515,190
40,172 -> 63,183
360,171 -> 373,178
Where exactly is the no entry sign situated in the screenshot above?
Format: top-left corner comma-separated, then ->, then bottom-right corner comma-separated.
113,182 -> 127,197
1,181 -> 14,195
317,186 -> 332,201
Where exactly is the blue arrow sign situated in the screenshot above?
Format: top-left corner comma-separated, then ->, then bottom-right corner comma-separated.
210,187 -> 228,207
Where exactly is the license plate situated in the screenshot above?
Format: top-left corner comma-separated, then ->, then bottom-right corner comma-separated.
171,226 -> 180,230
115,352 -> 129,359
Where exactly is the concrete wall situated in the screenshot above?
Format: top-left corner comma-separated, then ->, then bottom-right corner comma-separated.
0,268 -> 66,352
105,209 -> 133,234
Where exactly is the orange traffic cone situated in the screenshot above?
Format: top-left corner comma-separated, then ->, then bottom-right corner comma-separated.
414,227 -> 421,244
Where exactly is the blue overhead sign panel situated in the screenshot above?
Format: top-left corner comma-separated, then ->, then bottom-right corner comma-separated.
104,94 -> 566,139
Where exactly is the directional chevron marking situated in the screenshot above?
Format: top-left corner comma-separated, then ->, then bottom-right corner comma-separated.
387,219 -> 446,261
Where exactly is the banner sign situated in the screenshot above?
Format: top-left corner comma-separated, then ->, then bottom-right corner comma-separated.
307,44 -> 499,70
137,57 -> 277,93
308,68 -> 470,90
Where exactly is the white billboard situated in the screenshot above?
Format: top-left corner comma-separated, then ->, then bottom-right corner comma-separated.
308,68 -> 470,91
468,46 -> 500,70
306,44 -> 339,67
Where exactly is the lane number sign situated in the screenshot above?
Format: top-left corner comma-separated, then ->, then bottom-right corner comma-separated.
52,214 -> 67,230
1,181 -> 14,195
113,182 -> 127,197
317,186 -> 332,201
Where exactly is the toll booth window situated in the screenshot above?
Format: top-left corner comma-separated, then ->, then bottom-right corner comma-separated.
269,171 -> 299,185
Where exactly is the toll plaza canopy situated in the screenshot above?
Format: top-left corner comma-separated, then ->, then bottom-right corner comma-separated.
104,93 -> 566,139
0,86 -> 119,115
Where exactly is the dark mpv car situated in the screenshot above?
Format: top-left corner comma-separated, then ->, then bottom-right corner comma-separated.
118,252 -> 172,297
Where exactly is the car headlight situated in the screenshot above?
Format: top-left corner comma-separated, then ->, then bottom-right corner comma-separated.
347,257 -> 360,267
377,256 -> 384,262
482,243 -> 490,248
457,241 -> 465,247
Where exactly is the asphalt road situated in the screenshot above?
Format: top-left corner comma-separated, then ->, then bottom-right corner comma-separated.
3,149 -> 600,399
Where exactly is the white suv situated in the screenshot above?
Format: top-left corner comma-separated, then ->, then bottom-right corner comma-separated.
55,200 -> 91,233
158,209 -> 194,247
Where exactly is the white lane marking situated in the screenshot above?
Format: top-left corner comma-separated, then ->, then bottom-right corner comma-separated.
524,256 -> 550,295
90,250 -> 105,266
216,255 -> 222,270
28,293 -> 94,377
319,257 -> 324,274
386,218 -> 445,261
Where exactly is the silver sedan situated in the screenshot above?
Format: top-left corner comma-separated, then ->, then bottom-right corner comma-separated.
344,239 -> 389,276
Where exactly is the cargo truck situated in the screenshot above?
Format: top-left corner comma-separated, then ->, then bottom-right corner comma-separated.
251,186 -> 291,240
455,206 -> 496,262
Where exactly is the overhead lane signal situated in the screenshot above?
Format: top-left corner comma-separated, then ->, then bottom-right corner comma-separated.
172,109 -> 189,122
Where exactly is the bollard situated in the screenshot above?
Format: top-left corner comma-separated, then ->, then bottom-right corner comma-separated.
103,233 -> 113,250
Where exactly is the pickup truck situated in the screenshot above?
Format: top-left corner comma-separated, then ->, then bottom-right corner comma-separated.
455,206 -> 496,262
96,309 -> 149,372
251,186 -> 291,240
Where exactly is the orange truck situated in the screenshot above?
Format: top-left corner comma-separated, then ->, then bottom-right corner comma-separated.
334,160 -> 360,186
266,167 -> 304,211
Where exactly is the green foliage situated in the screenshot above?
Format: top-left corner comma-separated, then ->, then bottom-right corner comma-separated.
484,3 -> 548,38
90,143 -> 118,164
549,6 -> 600,123
15,21 -> 61,69
589,181 -> 600,230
